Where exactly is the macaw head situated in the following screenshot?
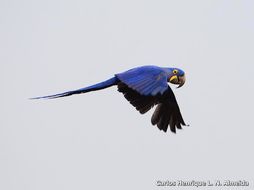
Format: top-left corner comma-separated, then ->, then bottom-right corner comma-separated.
168,68 -> 186,88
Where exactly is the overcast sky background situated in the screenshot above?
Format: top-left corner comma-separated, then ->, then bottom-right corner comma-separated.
1,0 -> 254,189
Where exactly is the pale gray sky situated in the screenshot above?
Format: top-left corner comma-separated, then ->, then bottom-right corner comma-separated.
1,0 -> 254,189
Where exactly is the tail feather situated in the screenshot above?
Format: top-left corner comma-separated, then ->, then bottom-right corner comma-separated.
31,76 -> 118,99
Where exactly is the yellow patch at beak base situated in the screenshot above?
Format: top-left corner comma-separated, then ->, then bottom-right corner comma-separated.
169,75 -> 178,84
169,74 -> 186,88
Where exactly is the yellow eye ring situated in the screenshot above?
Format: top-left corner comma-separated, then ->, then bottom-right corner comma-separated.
173,69 -> 178,74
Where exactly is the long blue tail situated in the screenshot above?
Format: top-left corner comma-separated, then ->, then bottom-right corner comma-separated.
31,76 -> 119,99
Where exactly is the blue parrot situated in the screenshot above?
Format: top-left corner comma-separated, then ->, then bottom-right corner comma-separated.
32,65 -> 187,133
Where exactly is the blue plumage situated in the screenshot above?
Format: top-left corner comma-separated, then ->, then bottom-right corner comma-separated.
32,65 -> 187,133
116,66 -> 168,96
31,77 -> 118,99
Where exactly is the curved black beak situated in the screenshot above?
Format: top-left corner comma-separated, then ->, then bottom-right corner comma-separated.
169,74 -> 186,88
177,75 -> 186,88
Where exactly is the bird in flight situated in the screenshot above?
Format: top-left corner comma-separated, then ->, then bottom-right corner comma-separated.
32,65 -> 187,133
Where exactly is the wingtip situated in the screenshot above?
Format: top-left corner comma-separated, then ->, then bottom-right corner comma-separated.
170,129 -> 176,133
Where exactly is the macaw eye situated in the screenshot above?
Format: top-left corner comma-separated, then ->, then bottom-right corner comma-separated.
173,69 -> 178,74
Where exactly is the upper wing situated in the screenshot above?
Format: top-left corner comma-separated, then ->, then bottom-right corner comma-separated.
115,66 -> 168,96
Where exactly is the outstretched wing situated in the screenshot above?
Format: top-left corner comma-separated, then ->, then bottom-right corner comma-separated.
115,66 -> 168,96
117,82 -> 158,114
117,82 -> 186,133
151,87 -> 186,133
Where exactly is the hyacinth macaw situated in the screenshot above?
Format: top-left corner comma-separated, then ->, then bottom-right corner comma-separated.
32,65 -> 187,133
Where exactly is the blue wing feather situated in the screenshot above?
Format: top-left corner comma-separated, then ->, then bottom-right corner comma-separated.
32,66 -> 170,99
115,66 -> 168,96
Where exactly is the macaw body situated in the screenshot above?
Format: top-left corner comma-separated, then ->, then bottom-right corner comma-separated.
33,65 -> 187,133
